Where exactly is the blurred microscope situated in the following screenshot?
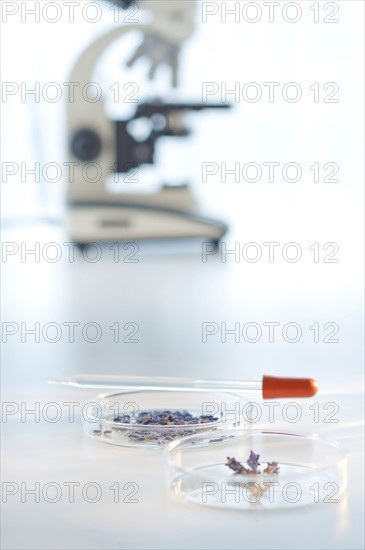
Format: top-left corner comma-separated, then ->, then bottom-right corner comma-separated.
67,0 -> 230,243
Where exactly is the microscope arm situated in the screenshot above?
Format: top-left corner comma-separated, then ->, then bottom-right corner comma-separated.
68,0 -> 197,128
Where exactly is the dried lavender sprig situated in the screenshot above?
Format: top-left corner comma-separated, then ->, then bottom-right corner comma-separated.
226,451 -> 280,475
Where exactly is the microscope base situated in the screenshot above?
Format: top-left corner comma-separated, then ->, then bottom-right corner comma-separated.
67,204 -> 227,244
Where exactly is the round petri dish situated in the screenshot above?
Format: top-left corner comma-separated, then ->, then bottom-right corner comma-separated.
82,390 -> 248,449
165,429 -> 348,510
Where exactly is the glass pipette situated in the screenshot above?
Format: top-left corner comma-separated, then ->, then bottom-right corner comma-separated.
48,374 -> 318,399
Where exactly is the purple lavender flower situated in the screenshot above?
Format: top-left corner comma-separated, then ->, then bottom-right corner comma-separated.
247,450 -> 260,473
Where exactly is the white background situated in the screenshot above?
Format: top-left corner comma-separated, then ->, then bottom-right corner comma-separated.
1,1 -> 364,549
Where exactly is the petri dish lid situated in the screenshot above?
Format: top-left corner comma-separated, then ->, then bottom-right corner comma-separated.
82,390 -> 249,450
164,429 -> 348,510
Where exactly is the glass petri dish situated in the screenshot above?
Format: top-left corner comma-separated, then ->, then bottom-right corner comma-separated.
82,390 -> 248,449
165,429 -> 348,510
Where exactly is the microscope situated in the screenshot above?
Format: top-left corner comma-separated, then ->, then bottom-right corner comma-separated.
66,0 -> 230,244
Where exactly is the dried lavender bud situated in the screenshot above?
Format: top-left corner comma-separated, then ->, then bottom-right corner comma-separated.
111,409 -> 219,444
225,457 -> 250,475
114,409 -> 218,427
247,450 -> 260,473
263,462 -> 280,474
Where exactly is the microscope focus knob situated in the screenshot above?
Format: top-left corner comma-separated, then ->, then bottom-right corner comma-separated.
71,129 -> 102,161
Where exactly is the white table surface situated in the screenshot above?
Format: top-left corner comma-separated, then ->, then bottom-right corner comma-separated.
1,219 -> 364,550
1,1 -> 364,548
